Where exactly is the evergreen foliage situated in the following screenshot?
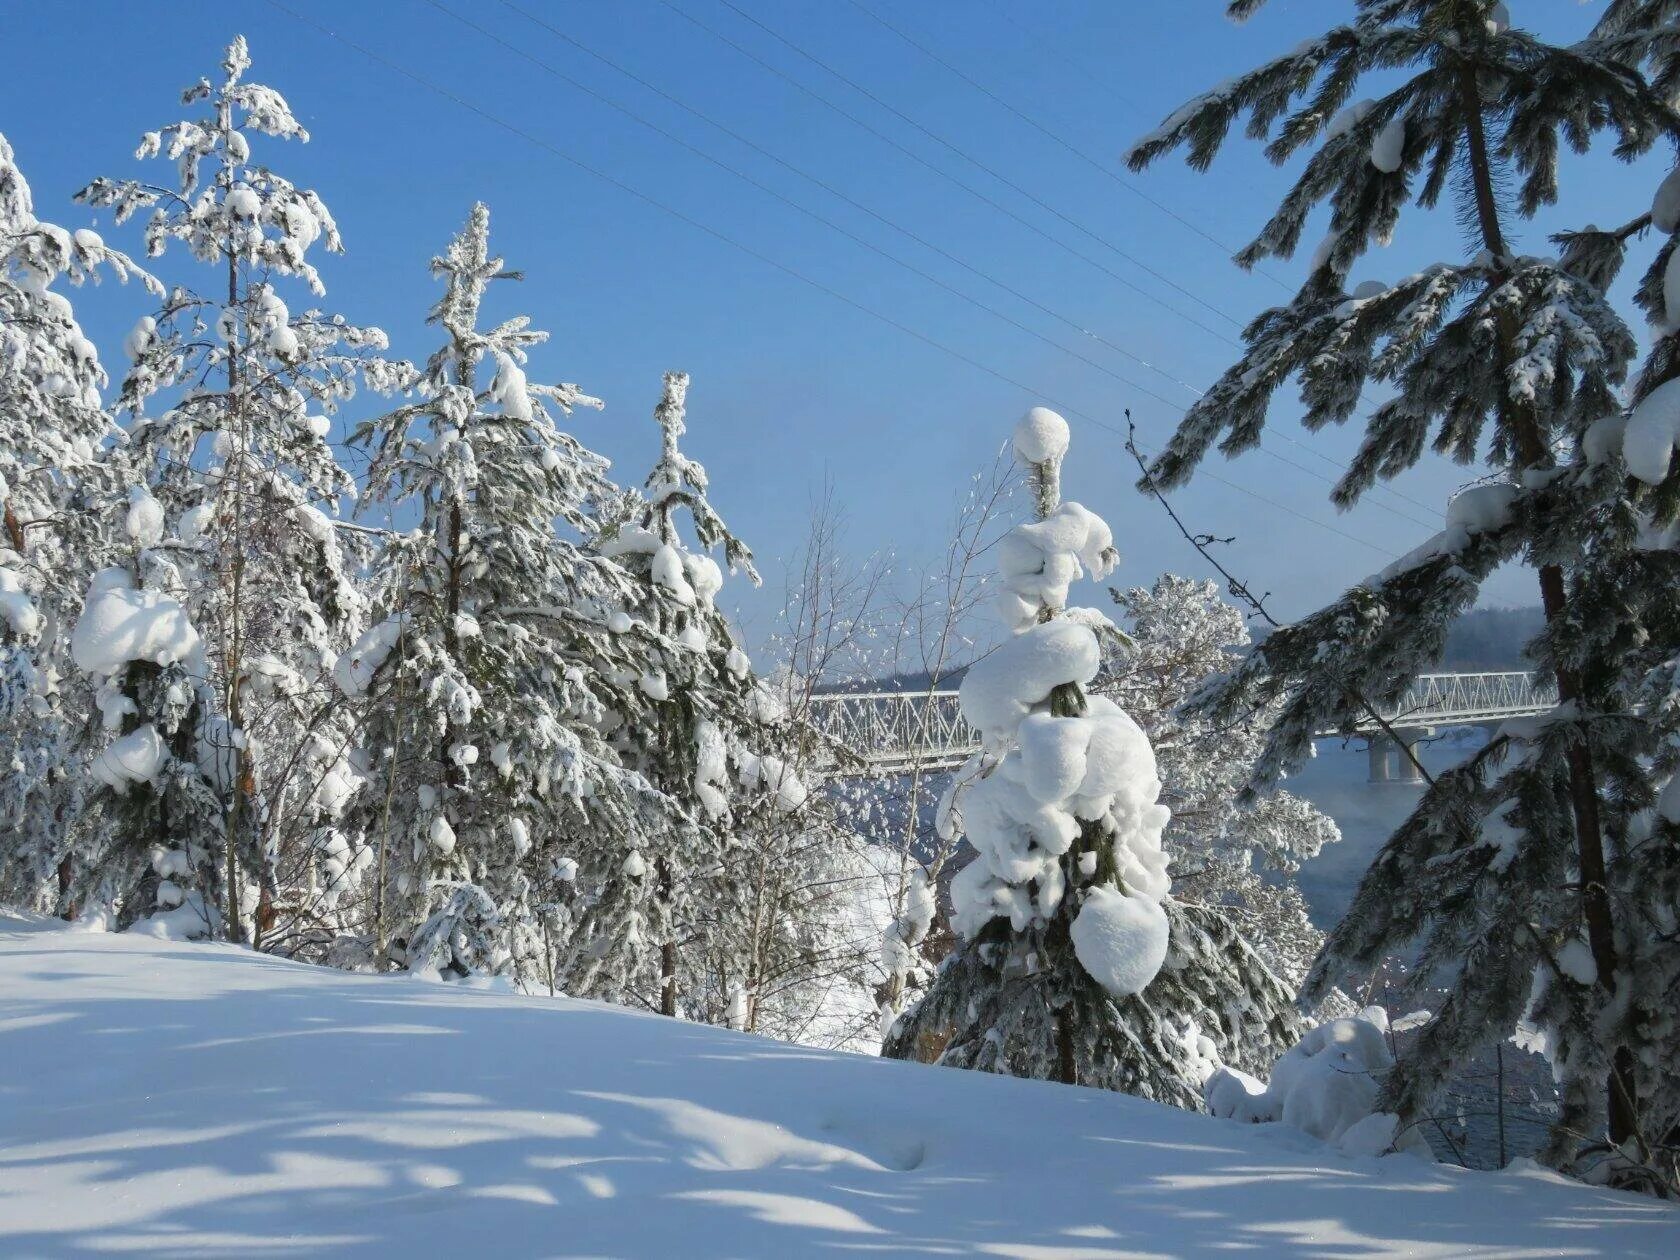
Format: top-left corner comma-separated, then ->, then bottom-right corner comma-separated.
70,37 -> 411,942
1130,0 -> 1680,1185
0,132 -> 155,914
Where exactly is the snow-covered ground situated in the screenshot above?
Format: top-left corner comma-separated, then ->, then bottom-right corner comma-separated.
3,916 -> 1676,1258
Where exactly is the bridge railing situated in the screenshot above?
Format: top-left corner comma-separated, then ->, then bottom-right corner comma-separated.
805,670 -> 1558,774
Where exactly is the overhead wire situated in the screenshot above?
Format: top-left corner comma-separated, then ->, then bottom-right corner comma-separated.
495,0 -> 1206,406
710,0 -> 1242,330
656,0 -> 1441,519
655,0 -> 1239,347
843,0 -> 1291,288
471,0 -> 1436,529
260,0 -> 1405,559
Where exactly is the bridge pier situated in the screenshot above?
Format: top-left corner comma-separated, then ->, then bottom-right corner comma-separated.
1366,727 -> 1433,783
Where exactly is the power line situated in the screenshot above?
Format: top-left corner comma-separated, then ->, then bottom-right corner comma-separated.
709,0 -> 1246,330
441,0 -> 1189,412
648,0 -> 1439,519
970,0 -> 1428,493
260,0 -> 1403,559
654,0 -> 1239,348
986,2 -> 1154,126
478,0 -> 1436,529
495,0 -> 1202,404
844,0 -> 1289,287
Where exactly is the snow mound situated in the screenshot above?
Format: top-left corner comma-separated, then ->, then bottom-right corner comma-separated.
91,723 -> 167,793
997,502 -> 1116,623
1666,247 -> 1680,329
334,616 -> 406,696
0,920 -> 1673,1257
1445,483 -> 1517,533
125,487 -> 165,548
1205,1011 -> 1433,1159
958,619 -> 1100,739
1656,169 -> 1680,235
1370,116 -> 1405,173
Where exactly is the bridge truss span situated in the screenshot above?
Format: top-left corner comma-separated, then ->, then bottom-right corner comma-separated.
806,670 -> 1558,778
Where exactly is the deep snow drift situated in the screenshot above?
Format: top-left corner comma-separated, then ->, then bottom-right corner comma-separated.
2,917 -> 1675,1258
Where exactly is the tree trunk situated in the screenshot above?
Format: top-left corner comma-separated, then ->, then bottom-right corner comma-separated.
56,854 -> 75,921
1456,54 -> 1637,1147
222,152 -> 247,947
657,854 -> 678,1017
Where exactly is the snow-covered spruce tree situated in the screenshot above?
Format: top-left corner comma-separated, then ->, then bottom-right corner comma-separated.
68,545 -> 225,935
884,410 -> 1299,1101
1128,0 -> 1680,1178
73,37 -> 413,943
586,370 -> 761,1016
348,203 -> 665,986
1107,575 -> 1340,991
0,133 -> 156,912
579,376 -> 872,1037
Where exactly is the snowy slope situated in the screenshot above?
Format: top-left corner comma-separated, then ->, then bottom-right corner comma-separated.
2,917 -> 1675,1258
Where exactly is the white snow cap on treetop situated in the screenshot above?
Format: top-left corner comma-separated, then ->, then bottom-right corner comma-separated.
1013,406 -> 1070,466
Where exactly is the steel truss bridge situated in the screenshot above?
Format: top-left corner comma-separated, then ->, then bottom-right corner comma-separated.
806,671 -> 1557,779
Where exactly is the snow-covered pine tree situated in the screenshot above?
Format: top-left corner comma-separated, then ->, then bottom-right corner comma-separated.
584,370 -> 760,1016
348,203 -> 665,986
0,132 -> 156,912
1128,0 -> 1680,1180
73,36 -> 413,943
575,375 -> 868,1038
884,410 -> 1300,1101
1107,574 -> 1340,990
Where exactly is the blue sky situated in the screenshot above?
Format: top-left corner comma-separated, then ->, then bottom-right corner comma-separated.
2,1 -> 1667,648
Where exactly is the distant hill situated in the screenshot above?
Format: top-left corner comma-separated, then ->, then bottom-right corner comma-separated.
1247,605 -> 1543,673
1436,606 -> 1544,670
